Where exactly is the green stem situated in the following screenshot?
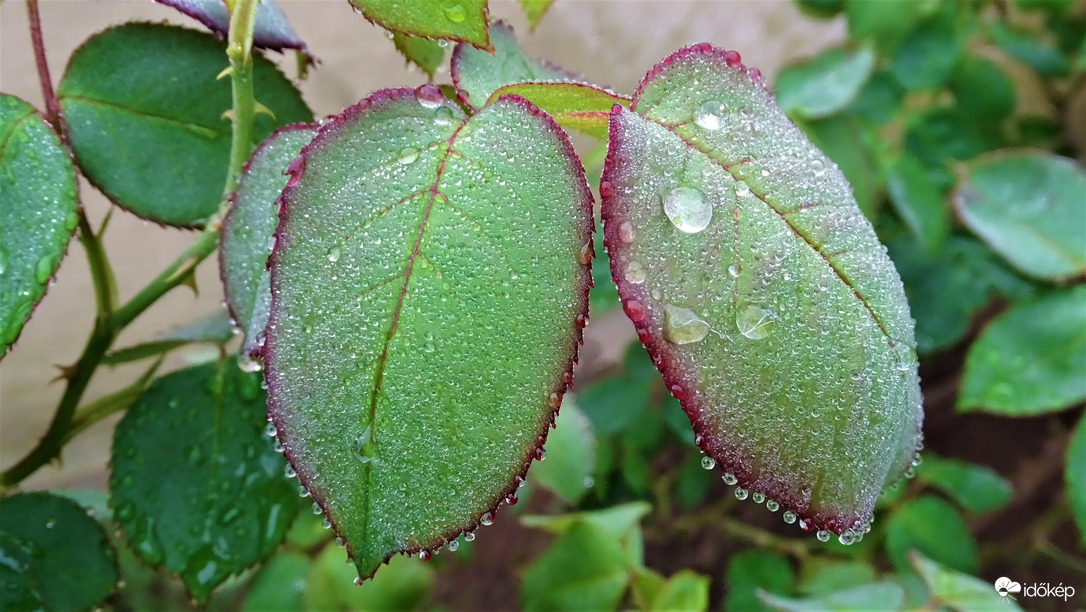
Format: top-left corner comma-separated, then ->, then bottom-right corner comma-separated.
77,214 -> 117,318
64,357 -> 164,445
0,0 -> 261,490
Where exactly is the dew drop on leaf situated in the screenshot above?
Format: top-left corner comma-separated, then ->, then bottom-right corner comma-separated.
700,456 -> 715,470
663,186 -> 711,233
735,487 -> 749,500
625,260 -> 646,284
694,100 -> 728,130
397,147 -> 419,165
434,107 -> 456,126
663,304 -> 710,345
352,425 -> 376,464
444,3 -> 466,23
736,304 -> 775,340
782,511 -> 796,524
722,473 -> 738,485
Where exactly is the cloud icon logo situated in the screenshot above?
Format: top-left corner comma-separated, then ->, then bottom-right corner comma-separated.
994,577 -> 1022,597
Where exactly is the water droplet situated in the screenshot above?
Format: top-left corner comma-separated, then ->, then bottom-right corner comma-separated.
352,425 -> 376,463
398,147 -> 419,165
618,221 -> 635,243
284,464 -> 296,478
766,500 -> 779,512
577,241 -> 593,265
734,487 -> 748,500
624,261 -> 646,284
663,187 -> 711,233
810,159 -> 826,176
782,511 -> 796,524
722,473 -> 737,485
838,530 -> 858,545
663,304 -> 710,345
299,485 -> 310,498
734,180 -> 750,196
447,539 -> 459,552
311,502 -> 322,515
444,3 -> 466,23
34,255 -> 52,283
336,536 -> 345,547
736,304 -> 775,340
415,84 -> 444,109
480,512 -> 494,526
0,246 -> 7,275
694,100 -> 728,130
327,245 -> 342,262
321,517 -> 332,529
816,530 -> 831,542
700,456 -> 715,470
419,550 -> 431,561
624,299 -> 646,323
264,422 -> 277,437
798,518 -> 814,532
434,106 -> 456,126
751,492 -> 765,504
464,532 -> 476,542
727,263 -> 741,278
353,577 -> 364,586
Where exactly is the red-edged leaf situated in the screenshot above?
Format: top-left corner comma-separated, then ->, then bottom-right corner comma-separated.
263,87 -> 593,580
601,44 -> 923,540
154,0 -> 313,60
488,82 -> 631,139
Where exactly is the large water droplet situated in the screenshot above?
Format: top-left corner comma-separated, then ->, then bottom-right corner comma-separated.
352,425 -> 376,463
700,456 -> 715,470
782,510 -> 797,524
722,473 -> 738,485
398,147 -> 419,165
736,304 -> 775,340
625,261 -> 646,284
734,487 -> 749,500
34,255 -> 52,283
728,263 -> 741,278
415,84 -> 444,109
444,3 -> 467,22
327,245 -> 342,262
816,530 -> 831,542
694,100 -> 728,130
663,187 -> 711,233
618,221 -> 636,243
434,106 -> 456,126
663,304 -> 710,345
810,159 -> 826,177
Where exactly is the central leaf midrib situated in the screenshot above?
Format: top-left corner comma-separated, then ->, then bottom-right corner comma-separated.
649,116 -> 893,342
59,95 -> 226,138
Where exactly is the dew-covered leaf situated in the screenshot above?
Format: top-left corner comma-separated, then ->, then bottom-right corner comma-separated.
758,581 -> 905,612
775,45 -> 876,120
529,396 -> 596,504
520,521 -> 630,612
909,552 -> 1022,612
0,95 -> 78,357
885,495 -> 977,575
220,123 -> 317,358
916,454 -> 1013,514
488,82 -> 631,139
264,88 -> 592,580
348,0 -> 489,49
885,155 -> 949,253
954,152 -> 1085,281
153,0 -> 312,57
109,360 -> 301,603
391,33 -> 446,79
958,286 -> 1086,415
0,492 -> 119,612
724,550 -> 795,612
1067,413 -> 1086,545
451,21 -> 574,109
601,44 -> 923,539
58,23 -> 312,227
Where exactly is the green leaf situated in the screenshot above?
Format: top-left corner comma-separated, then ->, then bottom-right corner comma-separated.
488,82 -> 631,139
954,152 -> 1086,281
884,155 -> 949,253
845,70 -> 905,125
759,581 -> 905,611
885,495 -> 978,575
888,235 -> 1034,354
1067,413 -> 1086,545
950,57 -> 1016,123
109,360 -> 302,602
724,550 -> 795,612
0,94 -> 78,357
348,0 -> 490,49
58,23 -> 312,227
220,124 -> 316,358
578,374 -> 650,437
673,453 -> 712,509
601,44 -> 923,537
520,502 -> 651,543
264,88 -> 593,580
451,21 -> 572,109
529,396 -> 596,504
958,287 -> 1086,415
242,552 -> 308,612
796,560 -> 877,595
303,544 -> 433,611
909,551 -> 1023,612
103,309 -> 237,365
392,33 -> 446,79
589,227 -> 620,314
520,521 -> 630,612
890,8 -> 966,90
845,0 -> 923,56
153,0 -> 312,57
518,0 -> 555,29
802,115 -> 882,218
916,454 -> 1013,513
630,567 -> 668,610
650,570 -> 709,612
775,45 -> 876,120
989,22 -> 1071,76
796,0 -> 845,19
0,492 -> 118,612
